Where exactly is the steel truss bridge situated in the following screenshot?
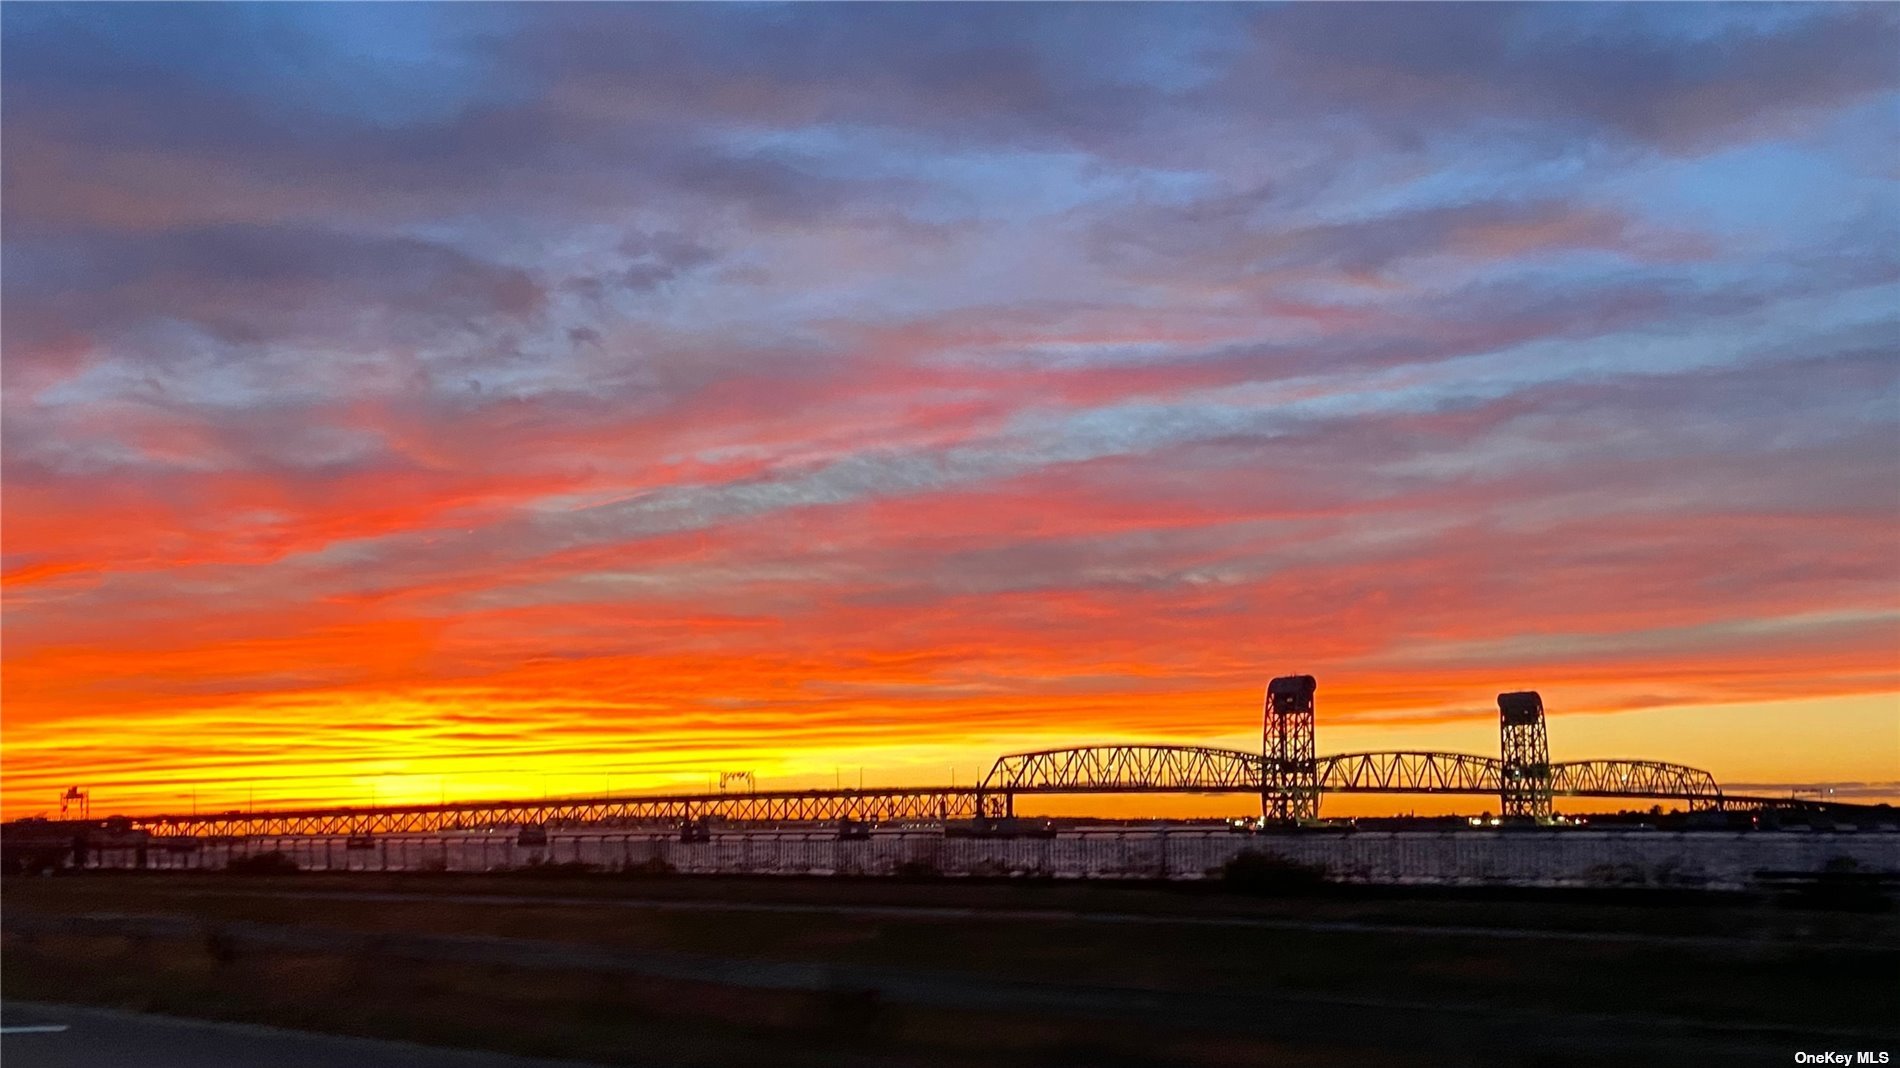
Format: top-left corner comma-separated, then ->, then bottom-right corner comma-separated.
118,747 -> 1739,839
49,680 -> 1839,840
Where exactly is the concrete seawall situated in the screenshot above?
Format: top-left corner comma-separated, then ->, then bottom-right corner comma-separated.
92,829 -> 1900,891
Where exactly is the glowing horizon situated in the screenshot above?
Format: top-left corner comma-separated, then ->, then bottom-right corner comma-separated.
4,5 -> 1897,820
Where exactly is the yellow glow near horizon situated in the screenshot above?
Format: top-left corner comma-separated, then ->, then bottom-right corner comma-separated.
5,688 -> 1893,819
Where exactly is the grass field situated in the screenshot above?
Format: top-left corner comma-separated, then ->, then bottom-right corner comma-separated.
5,872 -> 1896,1066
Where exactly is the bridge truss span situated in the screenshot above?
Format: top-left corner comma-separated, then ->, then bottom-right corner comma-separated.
1550,760 -> 1723,805
977,745 -> 1726,811
979,747 -> 1519,797
131,787 -> 994,839
979,745 -> 1261,795
1316,751 -> 1502,794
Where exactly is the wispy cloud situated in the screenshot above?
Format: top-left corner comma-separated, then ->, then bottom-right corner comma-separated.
3,4 -> 1896,815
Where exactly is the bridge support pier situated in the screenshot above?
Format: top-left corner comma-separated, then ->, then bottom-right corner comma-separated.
1263,675 -> 1319,823
1498,691 -> 1553,822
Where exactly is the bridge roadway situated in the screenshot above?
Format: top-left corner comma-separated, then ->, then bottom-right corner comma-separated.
109,746 -> 1743,839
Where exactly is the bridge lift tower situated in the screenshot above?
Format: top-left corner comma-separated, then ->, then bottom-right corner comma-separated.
1263,675 -> 1319,822
1498,691 -> 1553,821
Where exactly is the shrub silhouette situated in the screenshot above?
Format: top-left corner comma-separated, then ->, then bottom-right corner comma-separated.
225,851 -> 299,875
893,859 -> 941,880
623,856 -> 676,876
1221,849 -> 1327,894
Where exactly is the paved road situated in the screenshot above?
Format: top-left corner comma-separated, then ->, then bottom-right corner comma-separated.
0,1002 -> 598,1068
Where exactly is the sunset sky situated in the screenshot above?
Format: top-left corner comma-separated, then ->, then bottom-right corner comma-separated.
3,4 -> 1897,819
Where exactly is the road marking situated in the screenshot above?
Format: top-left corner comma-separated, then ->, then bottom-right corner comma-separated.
1,1025 -> 70,1034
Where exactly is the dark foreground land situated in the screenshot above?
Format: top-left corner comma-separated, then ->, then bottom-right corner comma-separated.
4,872 -> 1896,1066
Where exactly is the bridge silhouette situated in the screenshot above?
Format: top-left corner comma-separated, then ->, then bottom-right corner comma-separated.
982,747 -> 1721,811
102,678 -> 1776,840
